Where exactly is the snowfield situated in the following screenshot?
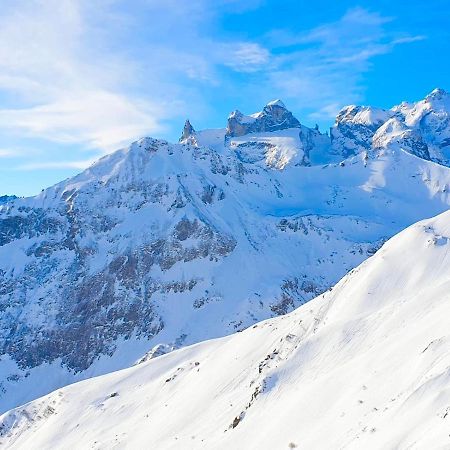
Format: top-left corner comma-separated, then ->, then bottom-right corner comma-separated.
2,210 -> 450,449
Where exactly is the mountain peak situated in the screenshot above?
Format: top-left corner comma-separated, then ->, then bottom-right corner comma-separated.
179,119 -> 195,142
426,87 -> 448,102
335,105 -> 391,127
265,99 -> 286,109
226,100 -> 300,138
228,109 -> 244,120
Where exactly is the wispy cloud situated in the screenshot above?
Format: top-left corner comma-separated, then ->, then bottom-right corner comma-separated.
258,7 -> 425,120
391,35 -> 427,45
0,147 -> 40,159
0,92 -> 168,151
308,103 -> 343,122
0,0 -> 267,159
0,2 -> 427,177
0,0 -> 184,155
0,149 -> 16,158
224,43 -> 271,72
17,158 -> 97,171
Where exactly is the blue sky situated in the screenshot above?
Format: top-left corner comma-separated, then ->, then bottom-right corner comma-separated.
0,0 -> 449,196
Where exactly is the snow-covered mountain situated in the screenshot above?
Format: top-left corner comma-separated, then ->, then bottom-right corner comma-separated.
1,90 -> 450,413
2,209 -> 449,449
331,88 -> 450,165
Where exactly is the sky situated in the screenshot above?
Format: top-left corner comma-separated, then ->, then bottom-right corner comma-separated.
0,0 -> 449,197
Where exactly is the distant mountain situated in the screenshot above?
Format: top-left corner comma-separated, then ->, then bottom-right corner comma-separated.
3,209 -> 449,449
1,90 -> 450,412
331,88 -> 450,165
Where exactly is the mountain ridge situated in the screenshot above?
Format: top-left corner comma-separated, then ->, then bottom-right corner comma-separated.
0,89 -> 449,413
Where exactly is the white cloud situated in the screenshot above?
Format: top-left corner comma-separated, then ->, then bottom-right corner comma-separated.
0,149 -> 16,158
0,147 -> 40,159
225,43 -> 271,72
0,91 -> 167,151
391,35 -> 427,45
17,158 -> 97,171
260,8 -> 426,118
0,0 -> 180,155
0,0 -> 267,164
308,103 -> 343,121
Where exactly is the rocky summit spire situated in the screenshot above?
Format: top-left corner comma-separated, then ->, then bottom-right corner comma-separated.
225,100 -> 301,138
179,119 -> 195,142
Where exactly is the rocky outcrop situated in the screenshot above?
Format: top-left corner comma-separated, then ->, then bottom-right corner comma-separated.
330,105 -> 393,158
0,196 -> 17,206
226,100 -> 301,138
224,100 -> 326,168
179,119 -> 195,142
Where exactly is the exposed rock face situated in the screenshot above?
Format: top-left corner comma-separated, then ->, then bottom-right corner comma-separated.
0,139 -> 240,376
330,105 -> 393,158
2,91 -> 450,413
0,196 -> 17,206
226,100 -> 301,138
179,119 -> 195,142
1,213 -> 235,372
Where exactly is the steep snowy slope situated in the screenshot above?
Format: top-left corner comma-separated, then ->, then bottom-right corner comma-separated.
1,95 -> 450,413
2,210 -> 449,449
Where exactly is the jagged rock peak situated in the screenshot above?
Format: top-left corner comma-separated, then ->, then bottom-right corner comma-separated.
226,100 -> 301,138
179,119 -> 195,142
228,109 -> 244,120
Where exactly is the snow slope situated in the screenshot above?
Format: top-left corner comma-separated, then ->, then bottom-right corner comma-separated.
2,210 -> 449,449
1,93 -> 450,414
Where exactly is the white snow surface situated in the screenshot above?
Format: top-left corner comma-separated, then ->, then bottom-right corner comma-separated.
2,210 -> 450,449
229,127 -> 313,168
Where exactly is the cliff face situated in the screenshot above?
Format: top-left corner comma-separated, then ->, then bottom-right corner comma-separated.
226,100 -> 302,138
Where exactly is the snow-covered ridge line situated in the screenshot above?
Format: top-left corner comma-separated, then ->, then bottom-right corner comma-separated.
331,87 -> 450,164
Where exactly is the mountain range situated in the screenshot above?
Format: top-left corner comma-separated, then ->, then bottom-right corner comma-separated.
0,88 -> 450,418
